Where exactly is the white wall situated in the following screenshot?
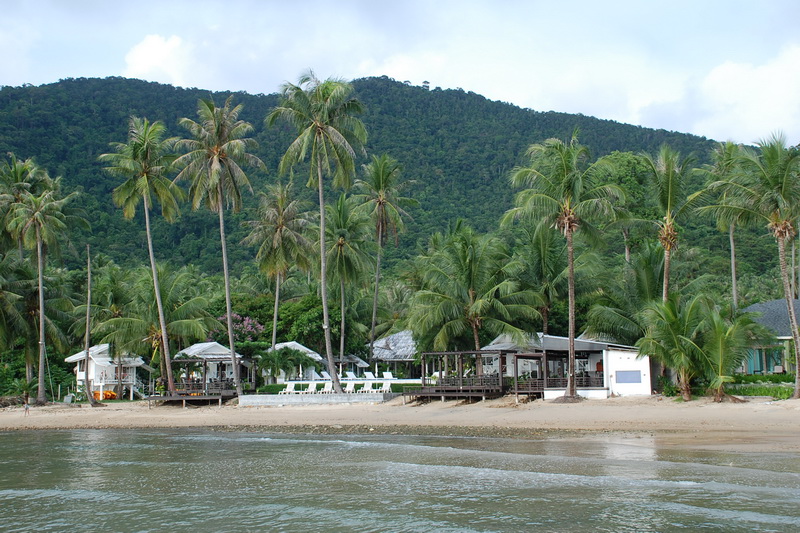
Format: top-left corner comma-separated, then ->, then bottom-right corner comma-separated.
606,349 -> 651,396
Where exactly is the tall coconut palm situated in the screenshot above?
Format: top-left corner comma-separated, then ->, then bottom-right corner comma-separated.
7,187 -> 79,404
353,154 -> 417,359
503,132 -> 622,400
100,116 -> 183,394
408,224 -> 540,375
267,70 -> 367,393
175,97 -> 264,397
640,145 -> 696,303
326,193 -> 372,359
0,154 -> 55,256
702,133 -> 800,398
242,181 -> 311,349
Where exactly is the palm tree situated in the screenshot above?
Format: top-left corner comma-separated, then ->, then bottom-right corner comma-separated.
7,187 -> 79,404
0,154 -> 54,256
242,181 -> 311,350
408,223 -> 540,375
96,264 -> 220,373
510,221 -> 568,335
697,142 -> 750,309
100,116 -> 183,394
0,253 -> 26,352
637,293 -> 707,401
353,154 -> 417,359
503,132 -> 622,400
640,144 -> 696,302
175,96 -> 264,397
267,70 -> 367,393
326,193 -> 372,359
698,308 -> 767,402
702,133 -> 800,398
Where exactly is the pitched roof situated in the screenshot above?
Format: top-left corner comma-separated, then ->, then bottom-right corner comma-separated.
743,299 -> 800,338
483,333 -> 636,353
372,330 -> 417,361
269,341 -> 324,362
65,344 -> 144,366
174,341 -> 245,361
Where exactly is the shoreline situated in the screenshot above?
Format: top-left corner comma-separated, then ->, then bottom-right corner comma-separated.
2,395 -> 799,453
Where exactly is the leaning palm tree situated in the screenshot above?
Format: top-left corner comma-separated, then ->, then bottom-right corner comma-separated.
100,116 -> 183,394
175,97 -> 264,397
266,70 -> 367,393
326,193 -> 372,359
503,132 -> 622,400
242,181 -> 311,349
640,145 -> 696,302
7,187 -> 79,404
702,133 -> 800,398
353,154 -> 417,360
408,223 -> 541,376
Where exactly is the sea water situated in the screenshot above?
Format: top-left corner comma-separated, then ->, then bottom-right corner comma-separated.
0,429 -> 798,532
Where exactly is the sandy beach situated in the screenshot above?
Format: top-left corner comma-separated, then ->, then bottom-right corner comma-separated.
3,395 -> 800,453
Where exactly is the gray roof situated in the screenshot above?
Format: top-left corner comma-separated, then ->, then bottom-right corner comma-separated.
372,330 -> 417,361
743,299 -> 800,338
483,333 -> 636,353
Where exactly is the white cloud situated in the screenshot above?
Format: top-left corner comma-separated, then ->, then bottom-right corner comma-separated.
122,35 -> 194,87
692,45 -> 800,144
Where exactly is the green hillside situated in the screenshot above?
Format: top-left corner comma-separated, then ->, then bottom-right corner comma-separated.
0,75 -> 758,276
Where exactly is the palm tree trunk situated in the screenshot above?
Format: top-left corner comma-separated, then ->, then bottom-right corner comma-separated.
217,188 -> 243,397
729,224 -> 738,310
83,245 -> 99,407
566,228 -> 576,398
368,223 -> 383,360
471,321 -> 483,376
662,247 -> 671,303
317,162 -> 342,393
340,279 -> 346,359
271,272 -> 281,350
144,196 -> 175,395
541,306 -> 549,336
679,368 -> 692,401
36,229 -> 46,405
776,236 -> 800,399
622,228 -> 631,264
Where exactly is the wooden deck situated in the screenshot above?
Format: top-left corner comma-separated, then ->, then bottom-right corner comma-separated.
403,376 -> 505,402
146,394 -> 224,408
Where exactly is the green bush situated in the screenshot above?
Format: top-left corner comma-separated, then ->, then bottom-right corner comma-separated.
731,373 -> 794,384
725,383 -> 794,400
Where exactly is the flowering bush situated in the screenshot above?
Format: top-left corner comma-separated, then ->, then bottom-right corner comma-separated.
210,313 -> 266,343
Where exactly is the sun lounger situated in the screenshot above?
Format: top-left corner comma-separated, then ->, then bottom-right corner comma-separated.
343,381 -> 357,393
345,371 -> 358,380
358,381 -> 378,393
364,371 -> 377,380
301,382 -> 318,394
311,370 -> 323,381
319,381 -> 333,394
379,381 -> 393,393
321,371 -> 332,380
382,372 -> 395,380
278,382 -> 298,394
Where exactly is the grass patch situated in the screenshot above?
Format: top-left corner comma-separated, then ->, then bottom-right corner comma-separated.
725,383 -> 794,400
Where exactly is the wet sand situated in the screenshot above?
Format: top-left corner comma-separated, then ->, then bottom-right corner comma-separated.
3,395 -> 799,453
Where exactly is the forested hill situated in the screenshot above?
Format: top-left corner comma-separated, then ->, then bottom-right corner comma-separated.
0,76 -> 718,272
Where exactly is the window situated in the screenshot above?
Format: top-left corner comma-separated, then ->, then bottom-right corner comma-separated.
616,370 -> 641,384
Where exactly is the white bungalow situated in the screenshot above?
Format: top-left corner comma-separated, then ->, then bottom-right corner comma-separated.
372,330 -> 418,376
482,333 -> 655,398
172,342 -> 254,394
65,344 -> 150,400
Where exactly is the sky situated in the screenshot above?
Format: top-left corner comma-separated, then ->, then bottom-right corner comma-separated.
2,0 -> 799,145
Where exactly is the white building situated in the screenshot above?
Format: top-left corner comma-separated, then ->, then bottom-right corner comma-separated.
65,344 -> 150,400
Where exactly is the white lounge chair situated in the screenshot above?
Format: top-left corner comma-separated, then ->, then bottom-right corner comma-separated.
319,381 -> 333,394
343,381 -> 357,393
364,371 -> 377,380
278,382 -> 298,395
382,372 -> 395,380
359,381 -> 378,393
379,381 -> 393,393
301,382 -> 318,394
321,371 -> 332,380
345,371 -> 358,380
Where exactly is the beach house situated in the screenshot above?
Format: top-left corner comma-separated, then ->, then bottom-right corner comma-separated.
65,344 -> 151,400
